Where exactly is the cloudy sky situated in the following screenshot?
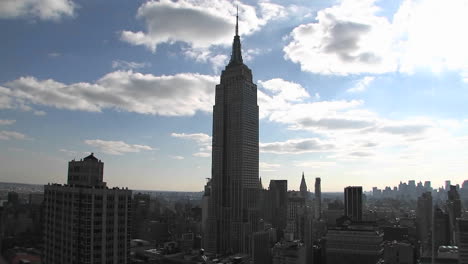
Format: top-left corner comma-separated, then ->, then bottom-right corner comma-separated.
1,0 -> 468,192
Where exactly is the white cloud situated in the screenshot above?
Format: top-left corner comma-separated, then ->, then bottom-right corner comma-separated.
171,132 -> 211,145
259,78 -> 309,102
84,139 -> 154,155
257,78 -> 313,119
183,48 -> 228,72
293,161 -> 335,168
243,48 -> 272,62
347,76 -> 375,93
0,0 -> 76,21
0,119 -> 15,125
171,132 -> 212,157
1,71 -> 218,116
193,152 -> 211,158
260,138 -> 335,154
111,60 -> 151,70
284,0 -> 468,79
0,130 -> 28,140
284,0 -> 396,75
120,0 -> 285,52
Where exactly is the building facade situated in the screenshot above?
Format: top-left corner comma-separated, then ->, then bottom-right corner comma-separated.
326,224 -> 383,264
206,12 -> 260,254
43,153 -> 132,264
458,219 -> 468,264
344,186 -> 363,221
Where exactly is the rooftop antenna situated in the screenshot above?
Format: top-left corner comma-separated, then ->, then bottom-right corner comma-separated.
235,5 -> 239,36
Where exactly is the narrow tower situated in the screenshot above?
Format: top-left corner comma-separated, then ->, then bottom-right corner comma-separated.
206,10 -> 260,254
315,177 -> 322,220
300,172 -> 308,198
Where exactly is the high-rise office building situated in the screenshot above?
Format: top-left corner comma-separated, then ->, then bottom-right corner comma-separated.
43,153 -> 132,264
416,192 -> 432,257
315,177 -> 322,220
206,11 -> 260,254
447,185 -> 462,245
445,180 -> 451,191
268,180 -> 288,242
433,207 -> 450,256
344,186 -> 362,221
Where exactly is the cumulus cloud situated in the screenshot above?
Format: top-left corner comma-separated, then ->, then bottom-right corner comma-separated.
0,0 -> 76,21
171,132 -> 212,157
120,0 -> 285,52
0,119 -> 15,125
284,0 -> 468,79
260,138 -> 335,154
0,131 -> 28,140
284,0 -> 396,75
1,71 -> 218,116
183,48 -> 228,72
84,139 -> 153,155
257,78 -> 313,119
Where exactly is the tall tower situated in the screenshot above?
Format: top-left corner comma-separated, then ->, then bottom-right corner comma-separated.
314,177 -> 322,220
300,172 -> 308,198
207,10 -> 259,254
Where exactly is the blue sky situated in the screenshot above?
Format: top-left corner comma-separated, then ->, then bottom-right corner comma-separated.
1,0 -> 468,192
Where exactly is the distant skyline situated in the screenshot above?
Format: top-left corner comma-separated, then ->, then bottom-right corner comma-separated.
1,0 -> 468,192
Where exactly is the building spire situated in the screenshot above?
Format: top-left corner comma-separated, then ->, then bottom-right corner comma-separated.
235,5 -> 239,37
228,6 -> 243,66
300,172 -> 308,198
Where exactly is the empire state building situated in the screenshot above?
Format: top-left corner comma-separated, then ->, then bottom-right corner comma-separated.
205,12 -> 260,254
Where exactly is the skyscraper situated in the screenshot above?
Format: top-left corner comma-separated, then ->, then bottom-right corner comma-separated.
206,11 -> 260,254
446,185 -> 462,245
344,186 -> 362,221
269,180 -> 288,242
43,153 -> 132,264
416,192 -> 433,257
315,177 -> 322,220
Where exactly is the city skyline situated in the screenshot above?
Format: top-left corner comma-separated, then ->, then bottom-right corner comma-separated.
2,0 -> 468,192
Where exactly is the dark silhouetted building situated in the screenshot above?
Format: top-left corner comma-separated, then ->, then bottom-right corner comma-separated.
43,153 -> 132,264
416,192 -> 432,257
205,12 -> 260,255
383,241 -> 414,264
315,177 -> 322,220
447,185 -> 462,245
300,172 -> 307,199
433,207 -> 450,256
269,180 -> 288,241
252,230 -> 271,264
344,186 -> 362,221
458,219 -> 468,264
326,222 -> 383,264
